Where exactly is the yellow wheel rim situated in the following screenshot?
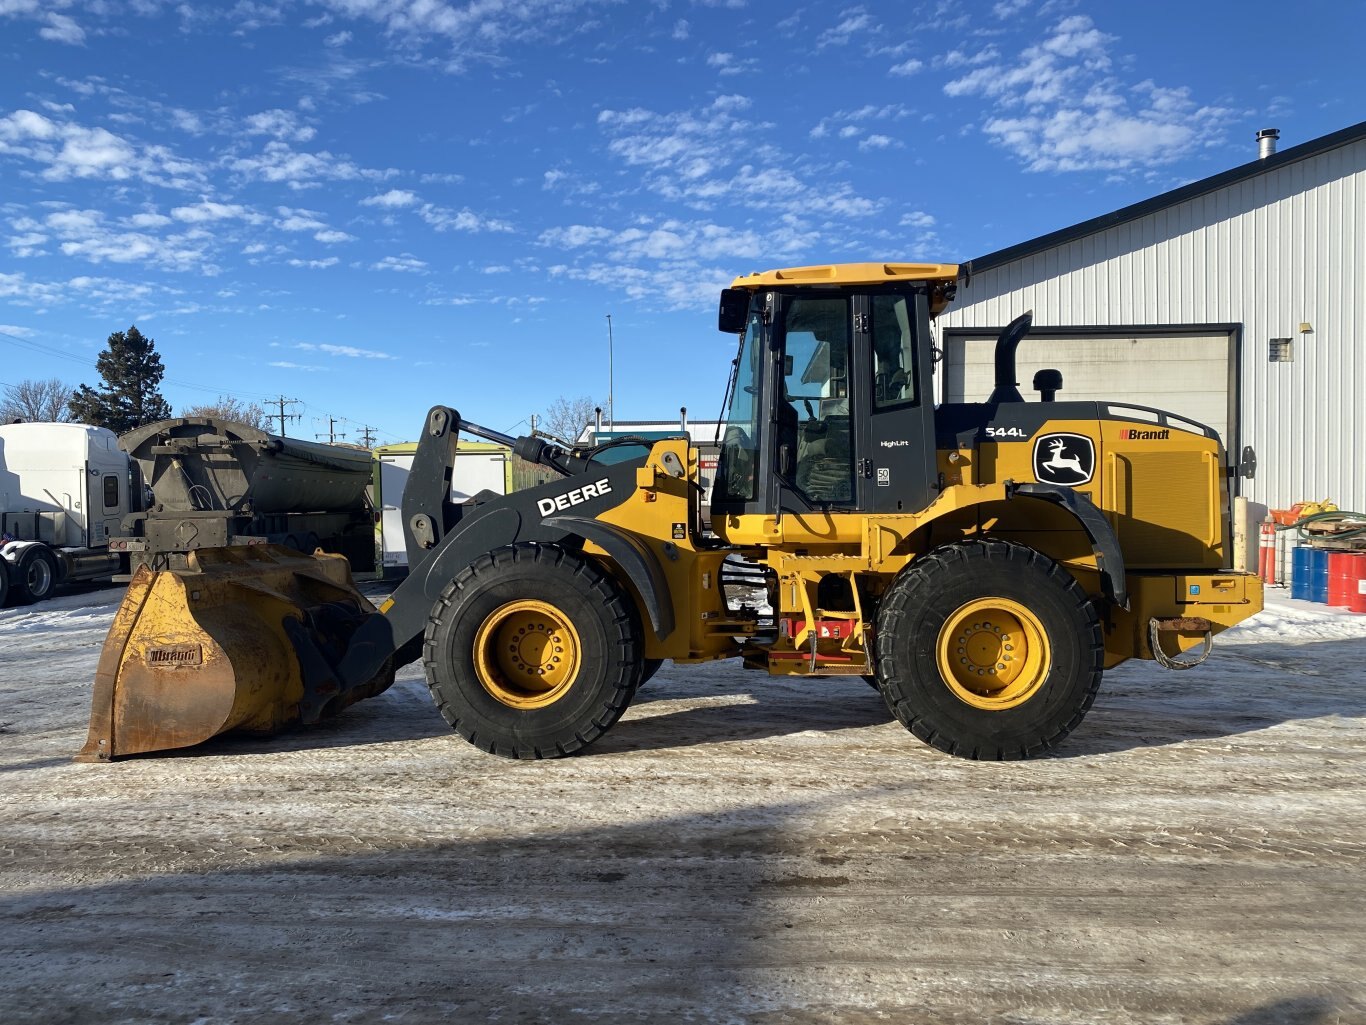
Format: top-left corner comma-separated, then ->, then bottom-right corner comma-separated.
936,597 -> 1051,710
473,600 -> 581,709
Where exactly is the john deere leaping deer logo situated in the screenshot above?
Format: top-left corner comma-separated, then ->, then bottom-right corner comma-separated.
1032,433 -> 1095,486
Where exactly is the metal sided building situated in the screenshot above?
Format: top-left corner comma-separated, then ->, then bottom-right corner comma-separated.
937,120 -> 1366,515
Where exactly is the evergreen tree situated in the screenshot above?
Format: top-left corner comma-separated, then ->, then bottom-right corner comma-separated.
68,325 -> 173,433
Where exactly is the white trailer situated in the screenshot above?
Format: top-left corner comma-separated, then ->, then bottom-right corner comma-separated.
0,422 -> 135,604
373,440 -> 512,574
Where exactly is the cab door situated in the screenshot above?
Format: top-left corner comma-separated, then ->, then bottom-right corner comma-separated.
770,290 -> 858,516
860,289 -> 938,515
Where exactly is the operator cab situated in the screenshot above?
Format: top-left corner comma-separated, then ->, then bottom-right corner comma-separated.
710,263 -> 958,528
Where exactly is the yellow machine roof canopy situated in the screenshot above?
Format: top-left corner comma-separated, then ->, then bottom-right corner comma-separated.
730,262 -> 960,289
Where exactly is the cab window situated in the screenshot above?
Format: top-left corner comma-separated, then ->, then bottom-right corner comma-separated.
103,474 -> 120,510
872,294 -> 918,408
781,297 -> 853,504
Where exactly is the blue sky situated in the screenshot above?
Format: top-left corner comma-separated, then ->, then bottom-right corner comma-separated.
2,0 -> 1363,445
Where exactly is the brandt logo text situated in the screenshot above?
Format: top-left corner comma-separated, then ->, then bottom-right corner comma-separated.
1121,428 -> 1171,440
146,645 -> 203,667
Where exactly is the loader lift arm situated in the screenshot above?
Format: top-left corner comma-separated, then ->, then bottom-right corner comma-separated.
335,405 -> 679,695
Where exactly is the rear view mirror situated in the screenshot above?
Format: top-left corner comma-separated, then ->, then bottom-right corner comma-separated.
718,288 -> 749,334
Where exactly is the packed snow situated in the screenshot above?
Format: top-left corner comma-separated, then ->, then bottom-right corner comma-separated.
1,582 -> 1363,1024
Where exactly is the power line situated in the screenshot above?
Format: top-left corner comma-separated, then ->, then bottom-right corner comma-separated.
315,416 -> 346,444
267,396 -> 301,437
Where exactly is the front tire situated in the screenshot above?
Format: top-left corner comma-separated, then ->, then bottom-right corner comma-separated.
423,543 -> 643,759
875,540 -> 1103,760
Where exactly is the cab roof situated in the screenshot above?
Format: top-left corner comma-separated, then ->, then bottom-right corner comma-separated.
729,262 -> 960,289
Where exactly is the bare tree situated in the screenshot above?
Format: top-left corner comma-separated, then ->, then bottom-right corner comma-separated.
540,395 -> 601,444
180,396 -> 271,431
1,378 -> 75,423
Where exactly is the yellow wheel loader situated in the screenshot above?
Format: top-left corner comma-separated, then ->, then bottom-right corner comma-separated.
78,262 -> 1263,763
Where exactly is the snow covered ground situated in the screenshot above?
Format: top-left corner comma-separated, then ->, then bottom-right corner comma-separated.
1,583 -> 1363,1024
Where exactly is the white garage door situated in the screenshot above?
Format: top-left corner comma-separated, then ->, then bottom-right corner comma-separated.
942,330 -> 1234,446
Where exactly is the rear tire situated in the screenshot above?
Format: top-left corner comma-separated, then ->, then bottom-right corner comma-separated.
423,543 -> 642,759
14,545 -> 58,604
0,558 -> 10,607
875,539 -> 1103,760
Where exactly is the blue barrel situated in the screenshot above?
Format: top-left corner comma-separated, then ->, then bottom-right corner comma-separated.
1291,546 -> 1314,600
1310,546 -> 1331,603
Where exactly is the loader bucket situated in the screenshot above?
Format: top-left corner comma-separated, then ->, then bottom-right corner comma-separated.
77,545 -> 394,762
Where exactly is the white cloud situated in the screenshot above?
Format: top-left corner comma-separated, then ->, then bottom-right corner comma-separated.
303,0 -> 621,62
1,4 -> 88,45
228,141 -> 395,189
900,211 -> 936,228
858,134 -> 895,151
945,16 -> 1235,172
889,58 -> 923,76
418,204 -> 513,233
0,323 -> 35,337
7,232 -> 46,258
172,201 -> 257,223
360,189 -> 418,208
286,257 -> 339,269
275,207 -> 328,231
596,95 -> 887,223
818,6 -> 875,49
28,207 -> 216,272
297,341 -> 397,359
372,254 -> 427,272
537,225 -> 615,249
706,52 -> 756,76
268,360 -> 324,371
314,229 -> 355,243
0,108 -> 205,188
243,109 -> 317,143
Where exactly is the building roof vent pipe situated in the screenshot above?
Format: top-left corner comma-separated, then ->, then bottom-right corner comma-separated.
1257,128 -> 1280,159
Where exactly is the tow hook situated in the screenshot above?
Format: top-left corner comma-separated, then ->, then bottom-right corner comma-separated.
1148,617 -> 1215,671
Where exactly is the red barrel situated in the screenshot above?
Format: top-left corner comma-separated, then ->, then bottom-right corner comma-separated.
1349,554 -> 1366,614
1328,552 -> 1354,607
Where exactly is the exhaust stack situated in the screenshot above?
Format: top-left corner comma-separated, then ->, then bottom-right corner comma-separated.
1257,128 -> 1280,159
987,311 -> 1034,405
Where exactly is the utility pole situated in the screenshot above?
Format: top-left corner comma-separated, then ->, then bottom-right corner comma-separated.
357,425 -> 377,448
605,313 -> 614,429
268,396 -> 301,437
315,417 -> 346,444
529,413 -> 538,436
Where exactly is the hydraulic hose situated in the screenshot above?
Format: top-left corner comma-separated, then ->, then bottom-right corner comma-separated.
1273,510 -> 1366,542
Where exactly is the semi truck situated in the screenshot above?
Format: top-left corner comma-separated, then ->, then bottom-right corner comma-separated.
0,422 -> 138,605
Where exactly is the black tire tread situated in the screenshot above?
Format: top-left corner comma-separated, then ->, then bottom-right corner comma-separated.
422,542 -> 640,759
875,539 -> 1104,761
13,544 -> 58,604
